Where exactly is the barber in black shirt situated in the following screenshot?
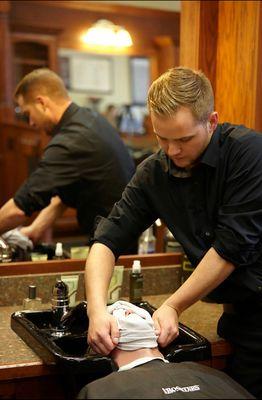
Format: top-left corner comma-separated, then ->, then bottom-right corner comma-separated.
0,68 -> 135,241
85,67 -> 262,398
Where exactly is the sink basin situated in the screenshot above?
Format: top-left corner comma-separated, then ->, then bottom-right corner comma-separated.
11,301 -> 211,370
11,303 -> 113,381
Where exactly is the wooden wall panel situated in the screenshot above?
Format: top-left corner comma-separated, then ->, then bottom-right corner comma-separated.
215,1 -> 261,127
180,0 -> 262,131
198,1 -> 218,94
180,1 -> 218,97
254,2 -> 262,132
154,36 -> 179,75
180,1 -> 200,68
0,2 -> 13,117
9,1 -> 180,58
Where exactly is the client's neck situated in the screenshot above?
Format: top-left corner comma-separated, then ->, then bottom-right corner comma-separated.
111,347 -> 164,369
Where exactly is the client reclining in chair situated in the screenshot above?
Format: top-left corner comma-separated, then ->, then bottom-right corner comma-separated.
78,301 -> 254,399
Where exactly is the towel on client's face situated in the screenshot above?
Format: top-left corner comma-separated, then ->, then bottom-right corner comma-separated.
107,300 -> 158,351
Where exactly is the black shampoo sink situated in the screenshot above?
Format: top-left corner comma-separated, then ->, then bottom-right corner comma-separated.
11,301 -> 211,378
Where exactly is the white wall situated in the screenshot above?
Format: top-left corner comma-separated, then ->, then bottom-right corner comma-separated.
58,48 -> 132,113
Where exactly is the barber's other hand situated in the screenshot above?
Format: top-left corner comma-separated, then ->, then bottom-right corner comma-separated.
152,303 -> 179,347
87,310 -> 119,355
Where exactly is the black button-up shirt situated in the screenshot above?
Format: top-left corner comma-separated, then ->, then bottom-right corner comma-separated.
14,103 -> 135,235
94,123 -> 262,302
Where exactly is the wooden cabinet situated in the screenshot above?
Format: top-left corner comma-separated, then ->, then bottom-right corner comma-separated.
0,122 -> 42,202
0,32 -> 58,205
11,31 -> 58,89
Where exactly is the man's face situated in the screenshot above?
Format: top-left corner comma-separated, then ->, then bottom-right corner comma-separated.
17,95 -> 55,134
151,107 -> 217,170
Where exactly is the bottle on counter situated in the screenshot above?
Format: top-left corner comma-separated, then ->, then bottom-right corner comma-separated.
164,229 -> 183,253
129,259 -> 143,304
53,242 -> 64,260
138,225 -> 156,254
23,285 -> 42,310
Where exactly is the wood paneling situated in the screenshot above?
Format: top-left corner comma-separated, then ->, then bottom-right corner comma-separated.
180,1 -> 218,95
0,4 -> 13,116
154,36 -> 179,75
198,1 -> 218,94
180,1 -> 200,68
9,1 -> 180,57
0,0 -> 10,13
215,1 -> 261,128
180,0 -> 262,131
34,0 -> 179,20
0,122 -> 42,200
254,2 -> 262,131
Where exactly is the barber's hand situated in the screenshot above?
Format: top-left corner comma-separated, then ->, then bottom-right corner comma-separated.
87,310 -> 120,355
19,226 -> 40,244
152,303 -> 179,347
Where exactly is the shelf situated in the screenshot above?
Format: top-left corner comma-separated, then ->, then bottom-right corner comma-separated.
14,57 -> 48,66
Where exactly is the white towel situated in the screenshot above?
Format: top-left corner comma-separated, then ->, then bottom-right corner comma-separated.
107,300 -> 158,351
2,228 -> 33,250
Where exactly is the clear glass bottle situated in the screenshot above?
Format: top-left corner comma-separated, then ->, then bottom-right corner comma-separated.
129,260 -> 143,304
23,285 -> 42,310
138,225 -> 156,254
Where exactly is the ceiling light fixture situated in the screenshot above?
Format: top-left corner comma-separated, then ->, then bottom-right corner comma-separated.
82,19 -> 133,48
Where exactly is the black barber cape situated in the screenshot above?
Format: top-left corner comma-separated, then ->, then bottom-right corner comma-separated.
77,360 -> 254,399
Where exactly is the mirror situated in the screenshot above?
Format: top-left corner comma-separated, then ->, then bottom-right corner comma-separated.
58,48 -> 151,137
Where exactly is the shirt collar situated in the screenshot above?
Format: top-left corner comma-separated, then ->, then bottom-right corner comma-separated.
50,102 -> 77,136
118,356 -> 168,372
160,124 -> 221,178
199,124 -> 221,168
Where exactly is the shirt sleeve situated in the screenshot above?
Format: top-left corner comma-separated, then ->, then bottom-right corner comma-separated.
92,161 -> 158,258
14,137 -> 79,216
213,132 -> 262,267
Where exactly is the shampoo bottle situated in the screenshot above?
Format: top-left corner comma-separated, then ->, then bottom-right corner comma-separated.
129,259 -> 143,304
54,242 -> 64,260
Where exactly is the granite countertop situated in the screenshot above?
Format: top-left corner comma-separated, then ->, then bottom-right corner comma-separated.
0,295 -> 228,381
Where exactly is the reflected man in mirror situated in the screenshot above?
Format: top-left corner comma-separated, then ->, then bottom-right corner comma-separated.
0,68 -> 135,244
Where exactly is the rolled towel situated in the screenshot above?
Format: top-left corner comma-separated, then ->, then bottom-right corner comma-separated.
107,300 -> 158,351
2,227 -> 33,250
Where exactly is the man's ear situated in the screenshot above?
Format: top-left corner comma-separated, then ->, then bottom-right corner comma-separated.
35,95 -> 49,111
209,111 -> 218,132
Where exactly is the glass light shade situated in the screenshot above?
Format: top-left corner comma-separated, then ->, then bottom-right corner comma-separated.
82,19 -> 133,48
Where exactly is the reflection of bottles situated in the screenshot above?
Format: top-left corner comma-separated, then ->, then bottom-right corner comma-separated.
129,260 -> 143,304
164,229 -> 183,253
0,237 -> 12,262
138,226 -> 156,254
181,254 -> 194,284
23,285 -> 42,310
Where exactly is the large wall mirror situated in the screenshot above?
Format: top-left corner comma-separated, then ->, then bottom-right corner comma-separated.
0,0 -> 180,265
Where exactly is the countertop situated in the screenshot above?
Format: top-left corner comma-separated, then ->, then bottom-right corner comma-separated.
0,295 -> 231,381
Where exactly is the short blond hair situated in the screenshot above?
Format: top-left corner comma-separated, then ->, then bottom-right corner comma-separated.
14,68 -> 69,102
147,66 -> 214,122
